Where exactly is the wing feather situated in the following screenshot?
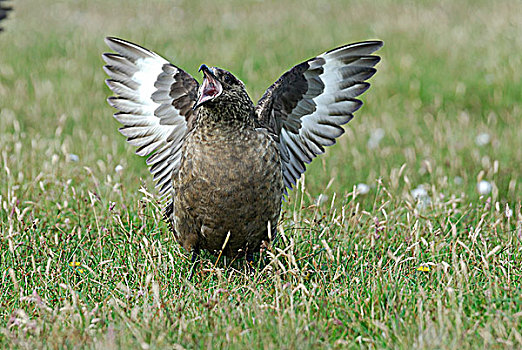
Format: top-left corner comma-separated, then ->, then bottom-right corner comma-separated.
256,40 -> 383,192
103,37 -> 199,196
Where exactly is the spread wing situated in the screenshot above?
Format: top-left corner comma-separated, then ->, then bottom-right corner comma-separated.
256,41 -> 383,192
0,0 -> 12,31
103,37 -> 199,196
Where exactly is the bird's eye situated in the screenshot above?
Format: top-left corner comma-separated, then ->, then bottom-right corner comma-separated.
224,74 -> 234,85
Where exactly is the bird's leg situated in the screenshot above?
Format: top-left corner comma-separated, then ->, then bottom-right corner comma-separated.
246,251 -> 254,265
188,246 -> 200,281
246,251 -> 255,274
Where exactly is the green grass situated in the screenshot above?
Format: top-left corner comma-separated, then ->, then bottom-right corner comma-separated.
0,0 -> 521,348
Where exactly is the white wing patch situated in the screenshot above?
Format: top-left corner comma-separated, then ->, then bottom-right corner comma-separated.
103,37 -> 197,196
260,41 -> 383,191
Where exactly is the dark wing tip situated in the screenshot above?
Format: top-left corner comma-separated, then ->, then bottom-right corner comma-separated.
325,40 -> 384,56
101,52 -> 119,62
355,40 -> 384,50
104,37 -> 134,51
105,36 -> 124,45
104,36 -> 160,62
367,40 -> 384,48
106,96 -> 124,107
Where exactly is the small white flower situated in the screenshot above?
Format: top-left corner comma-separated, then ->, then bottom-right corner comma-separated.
115,164 -> 124,174
454,176 -> 464,185
68,154 -> 79,162
475,133 -> 491,146
411,186 -> 428,199
367,128 -> 385,149
477,180 -> 492,195
411,185 -> 431,209
356,183 -> 370,195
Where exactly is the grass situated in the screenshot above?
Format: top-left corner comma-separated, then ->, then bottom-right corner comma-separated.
0,0 -> 521,348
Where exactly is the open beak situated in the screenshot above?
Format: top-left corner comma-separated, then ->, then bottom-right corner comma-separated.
194,64 -> 223,109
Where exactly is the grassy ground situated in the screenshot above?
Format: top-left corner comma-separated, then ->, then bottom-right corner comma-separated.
0,0 -> 521,348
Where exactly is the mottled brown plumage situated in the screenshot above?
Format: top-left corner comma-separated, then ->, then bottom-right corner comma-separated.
170,67 -> 283,256
103,37 -> 382,260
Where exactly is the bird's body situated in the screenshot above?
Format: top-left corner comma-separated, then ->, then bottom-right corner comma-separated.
103,37 -> 382,259
171,106 -> 283,256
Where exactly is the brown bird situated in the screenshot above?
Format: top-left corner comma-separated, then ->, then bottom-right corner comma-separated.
103,37 -> 382,264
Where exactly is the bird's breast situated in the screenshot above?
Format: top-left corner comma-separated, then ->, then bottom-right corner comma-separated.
183,127 -> 279,185
171,126 -> 284,254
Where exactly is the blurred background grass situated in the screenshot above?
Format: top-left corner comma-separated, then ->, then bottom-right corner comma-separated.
1,0 -> 520,202
0,0 -> 521,348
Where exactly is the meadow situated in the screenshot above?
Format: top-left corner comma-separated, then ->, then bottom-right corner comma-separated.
0,0 -> 521,348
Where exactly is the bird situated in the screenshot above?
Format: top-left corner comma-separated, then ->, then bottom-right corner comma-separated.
103,37 -> 382,265
0,0 -> 12,32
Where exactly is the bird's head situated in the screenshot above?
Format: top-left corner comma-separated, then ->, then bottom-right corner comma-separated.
194,65 -> 251,113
